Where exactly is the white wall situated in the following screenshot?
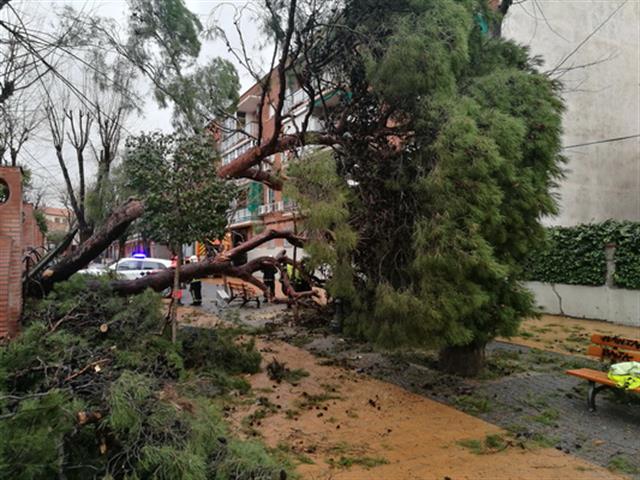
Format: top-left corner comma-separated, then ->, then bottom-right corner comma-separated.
503,1 -> 640,226
526,281 -> 640,327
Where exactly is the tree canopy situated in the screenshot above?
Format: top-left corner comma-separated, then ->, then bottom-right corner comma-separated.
282,0 -> 565,373
25,0 -> 563,375
123,132 -> 235,250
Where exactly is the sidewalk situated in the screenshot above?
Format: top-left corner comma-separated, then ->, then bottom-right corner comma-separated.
181,301 -> 627,479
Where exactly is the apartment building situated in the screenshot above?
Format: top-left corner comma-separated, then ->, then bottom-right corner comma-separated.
219,73 -> 327,260
43,206 -> 72,235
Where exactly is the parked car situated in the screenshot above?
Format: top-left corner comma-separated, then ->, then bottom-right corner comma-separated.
108,255 -> 172,280
77,254 -> 172,297
77,262 -> 107,275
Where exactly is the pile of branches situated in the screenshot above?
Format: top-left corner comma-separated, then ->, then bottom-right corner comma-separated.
0,276 -> 288,480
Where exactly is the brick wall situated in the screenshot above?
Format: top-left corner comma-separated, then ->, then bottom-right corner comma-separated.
0,167 -> 23,338
22,202 -> 44,252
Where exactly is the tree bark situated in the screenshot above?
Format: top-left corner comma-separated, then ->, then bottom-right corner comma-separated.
439,342 -> 486,377
37,199 -> 144,293
105,229 -> 305,296
170,250 -> 182,343
216,131 -> 340,188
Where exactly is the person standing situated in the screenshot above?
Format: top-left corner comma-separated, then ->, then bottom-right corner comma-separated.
261,264 -> 277,302
188,255 -> 203,306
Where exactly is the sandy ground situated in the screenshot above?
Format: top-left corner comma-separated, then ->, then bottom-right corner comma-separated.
178,307 -> 626,480
501,315 -> 640,355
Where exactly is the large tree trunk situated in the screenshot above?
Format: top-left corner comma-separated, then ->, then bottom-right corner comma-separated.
439,342 -> 486,377
105,230 -> 304,296
35,199 -> 144,294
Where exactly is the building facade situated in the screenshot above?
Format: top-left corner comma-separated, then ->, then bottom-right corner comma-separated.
503,0 -> 640,226
219,72 -> 324,261
504,1 -> 640,325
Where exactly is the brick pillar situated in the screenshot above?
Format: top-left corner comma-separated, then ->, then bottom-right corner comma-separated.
0,167 -> 23,338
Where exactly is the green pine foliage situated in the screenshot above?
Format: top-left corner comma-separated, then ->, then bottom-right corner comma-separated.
295,0 -> 565,353
0,277 -> 287,479
286,150 -> 357,300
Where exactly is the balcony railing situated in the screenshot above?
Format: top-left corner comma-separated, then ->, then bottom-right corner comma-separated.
229,207 -> 258,225
222,140 -> 257,165
220,122 -> 258,153
283,89 -> 308,113
257,200 -> 297,216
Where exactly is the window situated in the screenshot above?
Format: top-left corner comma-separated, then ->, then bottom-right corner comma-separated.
143,261 -> 166,270
237,111 -> 246,128
117,260 -> 140,271
0,179 -> 9,204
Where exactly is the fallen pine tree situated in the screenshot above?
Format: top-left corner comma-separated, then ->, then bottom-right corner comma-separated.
1,276 -> 290,480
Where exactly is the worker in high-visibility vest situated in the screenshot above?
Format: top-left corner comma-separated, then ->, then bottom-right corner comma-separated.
188,255 -> 203,306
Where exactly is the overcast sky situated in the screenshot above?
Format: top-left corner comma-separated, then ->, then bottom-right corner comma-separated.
21,0 -> 268,205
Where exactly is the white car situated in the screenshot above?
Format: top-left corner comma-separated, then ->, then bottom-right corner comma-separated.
108,255 -> 172,280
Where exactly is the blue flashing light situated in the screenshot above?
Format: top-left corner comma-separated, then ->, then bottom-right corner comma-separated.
132,252 -> 147,259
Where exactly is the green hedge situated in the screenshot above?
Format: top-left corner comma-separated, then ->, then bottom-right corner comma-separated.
523,220 -> 640,289
612,222 -> 640,289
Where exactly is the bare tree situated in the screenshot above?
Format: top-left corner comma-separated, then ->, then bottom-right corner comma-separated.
44,91 -> 94,241
0,60 -> 45,166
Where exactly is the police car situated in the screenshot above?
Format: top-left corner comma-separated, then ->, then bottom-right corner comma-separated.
108,253 -> 172,280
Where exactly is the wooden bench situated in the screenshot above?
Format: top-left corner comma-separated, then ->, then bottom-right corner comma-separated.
226,279 -> 261,308
566,334 -> 640,411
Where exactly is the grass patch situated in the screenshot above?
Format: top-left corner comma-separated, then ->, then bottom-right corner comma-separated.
527,432 -> 558,449
275,442 -> 315,465
290,335 -> 312,348
531,408 -> 560,426
518,330 -> 535,338
453,394 -> 492,414
565,332 -> 590,346
608,455 -> 639,475
284,409 -> 300,420
457,439 -> 484,455
295,392 -> 341,410
327,442 -> 353,455
457,434 -> 509,455
283,368 -> 310,384
328,456 -> 389,469
266,358 -> 310,384
481,350 -> 526,379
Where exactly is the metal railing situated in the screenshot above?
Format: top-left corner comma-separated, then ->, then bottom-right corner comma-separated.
257,200 -> 297,216
229,207 -> 258,225
220,122 -> 258,153
283,89 -> 308,113
222,140 -> 257,165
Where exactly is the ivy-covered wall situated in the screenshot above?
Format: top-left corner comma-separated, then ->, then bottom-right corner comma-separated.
523,221 -> 640,290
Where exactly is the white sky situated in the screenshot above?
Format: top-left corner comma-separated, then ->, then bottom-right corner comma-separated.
19,0 -> 268,205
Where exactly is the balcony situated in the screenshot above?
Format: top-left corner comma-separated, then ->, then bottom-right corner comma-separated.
222,140 -> 257,166
283,89 -> 309,113
220,122 -> 259,153
257,200 -> 297,216
229,207 -> 258,226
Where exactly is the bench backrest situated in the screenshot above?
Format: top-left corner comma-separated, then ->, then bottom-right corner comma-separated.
587,334 -> 640,363
226,279 -> 257,296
